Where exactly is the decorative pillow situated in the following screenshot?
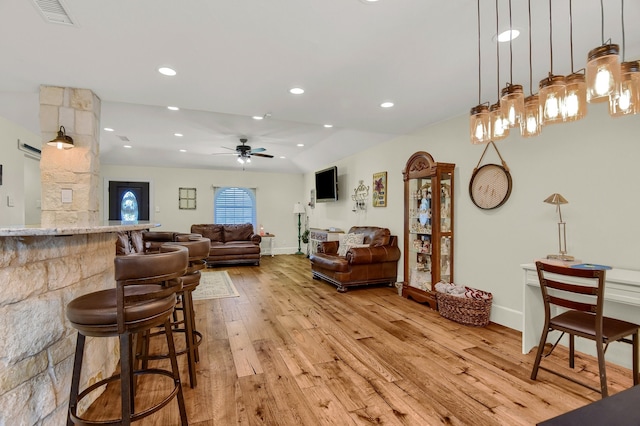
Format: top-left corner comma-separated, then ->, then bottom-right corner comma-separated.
337,233 -> 365,256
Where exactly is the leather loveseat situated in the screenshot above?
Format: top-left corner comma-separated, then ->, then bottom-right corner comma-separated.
190,223 -> 262,267
309,226 -> 401,292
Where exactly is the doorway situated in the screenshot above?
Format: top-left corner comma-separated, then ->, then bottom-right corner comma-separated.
108,180 -> 150,221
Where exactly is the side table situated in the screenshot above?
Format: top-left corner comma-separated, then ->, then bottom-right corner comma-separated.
261,233 -> 275,257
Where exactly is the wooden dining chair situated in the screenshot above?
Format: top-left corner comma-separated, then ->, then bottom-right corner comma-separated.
530,261 -> 640,397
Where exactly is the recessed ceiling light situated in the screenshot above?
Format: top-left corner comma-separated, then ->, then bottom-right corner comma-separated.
158,67 -> 177,76
360,0 -> 379,3
104,127 -> 114,132
380,101 -> 394,108
496,29 -> 520,42
297,143 -> 304,147
167,106 -> 179,111
123,145 -> 132,149
279,156 -> 286,159
174,133 -> 183,137
179,149 -> 187,153
323,124 -> 333,128
289,87 -> 305,95
252,115 -> 264,120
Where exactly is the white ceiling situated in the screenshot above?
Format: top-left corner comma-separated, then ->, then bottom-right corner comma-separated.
0,0 -> 638,173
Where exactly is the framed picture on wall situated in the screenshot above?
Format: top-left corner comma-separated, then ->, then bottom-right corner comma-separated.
179,187 -> 197,210
373,171 -> 387,207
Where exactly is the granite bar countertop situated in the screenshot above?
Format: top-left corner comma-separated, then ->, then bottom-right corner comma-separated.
0,221 -> 160,237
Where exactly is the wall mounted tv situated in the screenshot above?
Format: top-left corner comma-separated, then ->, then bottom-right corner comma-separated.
315,166 -> 338,202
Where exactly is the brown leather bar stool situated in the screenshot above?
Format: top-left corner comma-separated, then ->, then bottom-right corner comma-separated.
66,244 -> 189,425
139,232 -> 210,388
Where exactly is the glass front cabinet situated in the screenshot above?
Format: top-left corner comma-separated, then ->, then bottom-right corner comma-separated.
402,151 -> 455,309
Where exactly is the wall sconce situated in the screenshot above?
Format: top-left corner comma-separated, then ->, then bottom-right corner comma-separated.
351,180 -> 369,212
47,126 -> 74,150
544,193 -> 574,261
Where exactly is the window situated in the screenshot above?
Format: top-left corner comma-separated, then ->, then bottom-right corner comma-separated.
214,187 -> 256,226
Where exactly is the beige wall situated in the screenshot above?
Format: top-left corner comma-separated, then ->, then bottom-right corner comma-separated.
301,102 -> 640,330
100,164 -> 306,253
0,116 -> 41,226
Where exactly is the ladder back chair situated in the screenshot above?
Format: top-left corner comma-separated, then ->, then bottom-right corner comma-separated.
530,261 -> 640,397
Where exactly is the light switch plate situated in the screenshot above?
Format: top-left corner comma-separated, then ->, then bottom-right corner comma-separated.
61,189 -> 73,203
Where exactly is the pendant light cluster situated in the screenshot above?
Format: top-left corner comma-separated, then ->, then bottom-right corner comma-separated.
470,0 -> 639,145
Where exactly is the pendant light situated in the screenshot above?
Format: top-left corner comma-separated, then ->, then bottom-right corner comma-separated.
500,0 -> 524,128
539,0 -> 566,125
564,0 -> 587,122
521,0 -> 541,137
490,0 -> 508,141
586,0 -> 620,103
610,0 -> 639,117
470,0 -> 491,145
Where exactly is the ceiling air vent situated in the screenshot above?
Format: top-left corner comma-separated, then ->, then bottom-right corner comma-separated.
33,0 -> 75,26
118,136 -> 130,142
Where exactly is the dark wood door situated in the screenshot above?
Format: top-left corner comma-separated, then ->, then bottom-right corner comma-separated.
108,181 -> 150,221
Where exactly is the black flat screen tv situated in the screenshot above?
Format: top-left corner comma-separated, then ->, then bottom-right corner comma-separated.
315,166 -> 338,202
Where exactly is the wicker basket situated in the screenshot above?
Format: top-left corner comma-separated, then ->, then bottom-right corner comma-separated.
436,290 -> 493,327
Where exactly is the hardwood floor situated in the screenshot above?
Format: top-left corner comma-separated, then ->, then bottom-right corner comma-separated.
84,255 -> 635,425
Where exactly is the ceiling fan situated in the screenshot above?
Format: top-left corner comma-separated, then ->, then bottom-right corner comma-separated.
219,138 -> 274,164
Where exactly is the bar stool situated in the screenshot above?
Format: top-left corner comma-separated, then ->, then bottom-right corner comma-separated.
139,233 -> 210,387
66,244 -> 189,425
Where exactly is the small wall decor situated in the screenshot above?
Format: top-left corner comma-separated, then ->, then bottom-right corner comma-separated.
372,171 -> 387,207
351,180 -> 369,212
179,187 -> 197,209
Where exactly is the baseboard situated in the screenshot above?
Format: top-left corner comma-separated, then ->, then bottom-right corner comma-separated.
489,303 -> 522,332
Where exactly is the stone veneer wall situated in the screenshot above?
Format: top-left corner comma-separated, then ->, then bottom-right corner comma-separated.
0,233 -> 118,425
39,86 -> 101,227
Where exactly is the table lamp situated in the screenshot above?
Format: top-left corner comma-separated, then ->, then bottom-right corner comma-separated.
544,193 -> 574,261
293,202 -> 306,255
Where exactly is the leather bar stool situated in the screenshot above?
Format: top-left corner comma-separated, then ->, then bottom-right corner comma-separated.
66,244 -> 189,425
139,232 -> 210,388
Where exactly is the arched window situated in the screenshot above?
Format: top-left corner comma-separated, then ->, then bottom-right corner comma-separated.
120,190 -> 139,221
214,187 -> 256,226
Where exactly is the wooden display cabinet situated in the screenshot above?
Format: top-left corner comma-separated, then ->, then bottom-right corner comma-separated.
402,151 -> 455,309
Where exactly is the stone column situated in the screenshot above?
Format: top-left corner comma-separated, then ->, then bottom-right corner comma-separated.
39,86 -> 101,227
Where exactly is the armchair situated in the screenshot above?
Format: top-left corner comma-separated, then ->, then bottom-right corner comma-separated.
309,226 -> 401,292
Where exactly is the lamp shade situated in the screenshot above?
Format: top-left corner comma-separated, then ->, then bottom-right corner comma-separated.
47,126 -> 74,150
610,61 -> 640,117
586,44 -> 620,103
293,202 -> 306,214
544,193 -> 568,205
469,104 -> 491,145
539,74 -> 566,125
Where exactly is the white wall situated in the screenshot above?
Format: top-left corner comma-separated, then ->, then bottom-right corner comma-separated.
302,103 -> 640,331
100,164 -> 306,254
0,116 -> 41,226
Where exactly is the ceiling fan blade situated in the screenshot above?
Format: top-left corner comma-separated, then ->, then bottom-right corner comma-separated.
250,147 -> 266,153
211,152 -> 237,156
252,153 -> 274,158
221,146 -> 237,151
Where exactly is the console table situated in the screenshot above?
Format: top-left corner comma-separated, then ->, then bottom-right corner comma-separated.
522,262 -> 640,369
309,228 -> 344,255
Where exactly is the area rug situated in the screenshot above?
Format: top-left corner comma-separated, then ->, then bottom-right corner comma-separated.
192,270 -> 240,300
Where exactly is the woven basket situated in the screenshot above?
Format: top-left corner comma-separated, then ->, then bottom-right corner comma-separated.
436,290 -> 493,327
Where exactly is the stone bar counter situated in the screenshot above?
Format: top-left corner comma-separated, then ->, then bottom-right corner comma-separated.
0,222 -> 158,425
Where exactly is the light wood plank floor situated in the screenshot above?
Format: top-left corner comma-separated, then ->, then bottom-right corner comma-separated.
84,255 -> 635,425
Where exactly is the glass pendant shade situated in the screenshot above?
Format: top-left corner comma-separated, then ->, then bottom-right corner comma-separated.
521,95 -> 542,137
470,104 -> 491,145
564,73 -> 587,122
610,61 -> 640,117
500,84 -> 525,128
539,74 -> 566,125
586,44 -> 620,103
489,102 -> 509,141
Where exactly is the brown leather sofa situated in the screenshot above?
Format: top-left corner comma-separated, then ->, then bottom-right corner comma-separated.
309,226 -> 401,292
190,223 -> 262,266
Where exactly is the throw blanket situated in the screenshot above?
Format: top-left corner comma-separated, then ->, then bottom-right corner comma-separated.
435,282 -> 491,300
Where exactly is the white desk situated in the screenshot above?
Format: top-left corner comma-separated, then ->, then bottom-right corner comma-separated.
522,262 -> 640,369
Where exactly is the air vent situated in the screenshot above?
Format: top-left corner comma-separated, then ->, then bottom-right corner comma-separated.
118,135 -> 130,142
33,0 -> 75,25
